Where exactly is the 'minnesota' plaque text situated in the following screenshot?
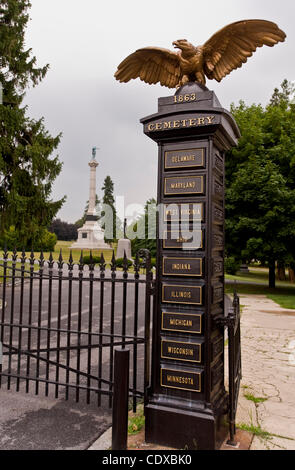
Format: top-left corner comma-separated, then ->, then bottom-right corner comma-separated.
161,368 -> 201,392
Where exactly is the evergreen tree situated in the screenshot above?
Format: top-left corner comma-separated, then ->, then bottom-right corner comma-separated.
0,0 -> 65,249
101,176 -> 116,241
131,198 -> 157,257
75,194 -> 100,228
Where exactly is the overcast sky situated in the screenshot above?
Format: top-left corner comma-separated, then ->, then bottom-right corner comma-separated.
23,0 -> 295,223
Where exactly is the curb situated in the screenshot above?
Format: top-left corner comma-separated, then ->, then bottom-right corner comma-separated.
88,427 -> 112,450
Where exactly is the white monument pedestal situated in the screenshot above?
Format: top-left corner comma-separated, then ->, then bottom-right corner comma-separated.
71,219 -> 111,250
116,238 -> 132,259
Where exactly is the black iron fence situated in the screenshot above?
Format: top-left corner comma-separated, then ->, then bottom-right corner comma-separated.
227,291 -> 242,445
0,248 -> 154,412
218,290 -> 242,445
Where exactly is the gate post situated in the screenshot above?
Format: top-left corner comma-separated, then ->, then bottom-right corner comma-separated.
112,348 -> 130,450
141,82 -> 240,450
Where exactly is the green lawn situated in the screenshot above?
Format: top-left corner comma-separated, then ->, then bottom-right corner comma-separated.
226,278 -> 295,310
0,241 -> 148,277
0,240 -> 115,265
225,267 -> 293,288
225,265 -> 295,309
0,241 -> 115,282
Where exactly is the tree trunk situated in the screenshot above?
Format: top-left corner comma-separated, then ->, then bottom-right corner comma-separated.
277,262 -> 286,281
289,267 -> 295,283
269,261 -> 276,288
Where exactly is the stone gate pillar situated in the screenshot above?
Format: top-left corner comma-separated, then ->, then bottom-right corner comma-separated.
141,82 -> 240,450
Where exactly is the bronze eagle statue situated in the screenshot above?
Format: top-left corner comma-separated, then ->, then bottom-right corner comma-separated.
114,20 -> 286,88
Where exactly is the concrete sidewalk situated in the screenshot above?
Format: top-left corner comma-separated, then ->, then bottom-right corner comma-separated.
234,294 -> 295,450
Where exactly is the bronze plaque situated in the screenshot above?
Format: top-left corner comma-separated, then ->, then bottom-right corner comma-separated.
164,148 -> 205,170
213,154 -> 224,173
211,336 -> 224,360
161,368 -> 201,392
213,178 -> 223,198
213,204 -> 223,225
162,284 -> 202,305
163,257 -> 202,277
164,203 -> 203,222
164,175 -> 204,196
163,229 -> 203,250
161,311 -> 202,334
213,284 -> 223,303
213,232 -> 223,249
161,339 -> 202,363
211,361 -> 224,389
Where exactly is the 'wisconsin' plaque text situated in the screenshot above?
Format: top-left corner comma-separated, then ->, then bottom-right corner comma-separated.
161,340 -> 202,363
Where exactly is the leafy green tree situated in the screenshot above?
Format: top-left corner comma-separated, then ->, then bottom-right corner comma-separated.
226,80 -> 295,287
0,0 -> 65,249
130,198 -> 157,257
49,218 -> 78,241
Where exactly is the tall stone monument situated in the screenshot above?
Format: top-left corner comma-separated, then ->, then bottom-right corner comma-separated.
71,148 -> 111,250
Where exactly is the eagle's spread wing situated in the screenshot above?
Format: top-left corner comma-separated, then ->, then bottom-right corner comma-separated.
114,47 -> 181,88
202,20 -> 286,82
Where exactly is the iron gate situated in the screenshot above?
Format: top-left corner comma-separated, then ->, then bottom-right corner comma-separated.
0,247 -> 154,412
216,290 -> 242,444
227,291 -> 242,444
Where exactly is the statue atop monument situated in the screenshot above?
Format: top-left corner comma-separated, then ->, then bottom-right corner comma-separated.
92,146 -> 98,159
114,19 -> 286,88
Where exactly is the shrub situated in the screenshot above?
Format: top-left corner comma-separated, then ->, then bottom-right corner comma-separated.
34,230 -> 57,252
115,257 -> 133,268
225,257 -> 240,275
82,255 -> 101,265
0,226 -> 57,252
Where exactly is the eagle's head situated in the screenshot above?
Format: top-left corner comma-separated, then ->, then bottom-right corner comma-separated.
172,39 -> 196,55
